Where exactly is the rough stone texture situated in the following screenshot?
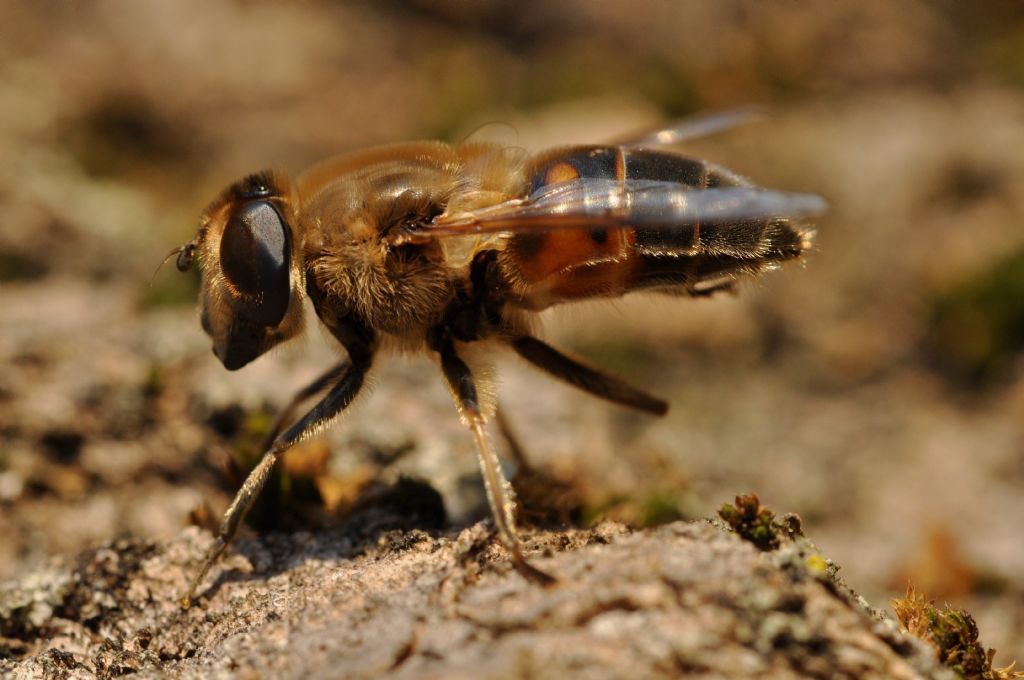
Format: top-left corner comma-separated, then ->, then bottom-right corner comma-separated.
1,519 -> 952,680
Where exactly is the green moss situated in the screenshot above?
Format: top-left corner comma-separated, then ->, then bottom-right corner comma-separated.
719,493 -> 781,551
927,244 -> 1024,388
577,488 -> 691,529
893,586 -> 1023,679
638,490 -> 687,527
927,608 -> 990,678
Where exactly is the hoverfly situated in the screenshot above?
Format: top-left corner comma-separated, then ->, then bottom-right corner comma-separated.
175,112 -> 824,606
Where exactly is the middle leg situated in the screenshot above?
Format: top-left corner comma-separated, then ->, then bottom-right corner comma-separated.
431,330 -> 554,584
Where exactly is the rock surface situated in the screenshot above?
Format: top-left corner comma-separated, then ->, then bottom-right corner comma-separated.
1,518 -> 951,680
3,2 -> 1024,675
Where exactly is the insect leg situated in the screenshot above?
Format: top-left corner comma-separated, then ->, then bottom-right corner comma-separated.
494,407 -> 533,472
433,332 -> 554,584
511,336 -> 668,416
183,353 -> 373,608
261,361 -> 351,449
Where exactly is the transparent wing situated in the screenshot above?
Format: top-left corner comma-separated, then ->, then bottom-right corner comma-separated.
617,108 -> 764,147
401,178 -> 826,241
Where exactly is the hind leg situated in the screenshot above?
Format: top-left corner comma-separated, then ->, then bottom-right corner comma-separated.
510,336 -> 668,416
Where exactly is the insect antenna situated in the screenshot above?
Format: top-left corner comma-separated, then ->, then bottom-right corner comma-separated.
151,242 -> 195,286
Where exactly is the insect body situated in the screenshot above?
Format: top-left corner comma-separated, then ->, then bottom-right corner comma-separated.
177,117 -> 824,605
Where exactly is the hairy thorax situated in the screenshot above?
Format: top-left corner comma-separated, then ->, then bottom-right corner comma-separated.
293,141 -> 525,342
307,222 -> 455,338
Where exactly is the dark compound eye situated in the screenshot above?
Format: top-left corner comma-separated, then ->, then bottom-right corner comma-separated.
219,200 -> 291,327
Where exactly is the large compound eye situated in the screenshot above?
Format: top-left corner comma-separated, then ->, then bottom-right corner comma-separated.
219,200 -> 291,327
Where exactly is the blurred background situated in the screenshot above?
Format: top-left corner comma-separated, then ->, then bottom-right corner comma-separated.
1,0 -> 1022,660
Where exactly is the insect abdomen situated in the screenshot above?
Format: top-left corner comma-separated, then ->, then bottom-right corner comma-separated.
503,147 -> 810,309
527,146 -> 725,192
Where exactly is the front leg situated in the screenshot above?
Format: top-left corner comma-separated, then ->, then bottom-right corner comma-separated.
431,329 -> 554,584
183,341 -> 374,608
260,360 -> 352,450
